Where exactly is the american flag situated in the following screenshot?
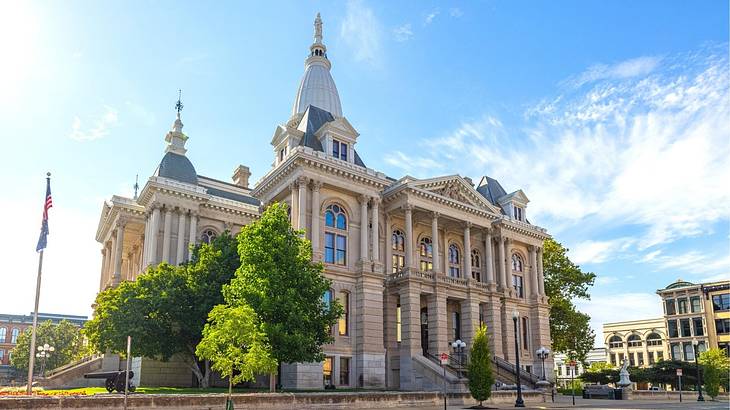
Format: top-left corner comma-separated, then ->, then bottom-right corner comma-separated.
36,175 -> 53,252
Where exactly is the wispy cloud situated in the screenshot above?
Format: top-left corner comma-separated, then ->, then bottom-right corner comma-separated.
340,0 -> 383,67
382,46 -> 730,256
563,56 -> 663,88
424,8 -> 440,25
393,23 -> 413,42
569,238 -> 635,265
449,8 -> 463,18
69,105 -> 119,141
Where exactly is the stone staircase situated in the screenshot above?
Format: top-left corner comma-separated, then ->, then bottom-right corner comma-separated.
39,354 -> 119,389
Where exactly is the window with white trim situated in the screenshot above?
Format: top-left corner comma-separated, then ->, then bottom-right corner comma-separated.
332,139 -> 348,161
419,237 -> 433,271
324,204 -> 347,266
391,229 -> 405,273
448,244 -> 461,277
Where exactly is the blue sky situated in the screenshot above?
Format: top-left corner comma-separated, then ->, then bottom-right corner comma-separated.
1,1 -> 728,344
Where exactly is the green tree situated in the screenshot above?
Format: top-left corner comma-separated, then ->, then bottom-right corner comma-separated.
84,233 -> 240,388
586,361 -> 614,372
579,368 -> 619,385
645,359 -> 698,390
223,203 -> 342,367
467,324 -> 494,407
196,303 -> 277,407
11,320 -> 87,374
543,238 -> 596,362
699,348 -> 730,399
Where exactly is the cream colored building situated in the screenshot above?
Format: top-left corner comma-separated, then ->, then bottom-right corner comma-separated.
603,318 -> 668,368
94,14 -> 552,390
656,279 -> 730,361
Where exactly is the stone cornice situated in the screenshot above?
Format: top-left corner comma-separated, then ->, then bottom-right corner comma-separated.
384,185 -> 502,222
495,217 -> 550,240
95,196 -> 146,243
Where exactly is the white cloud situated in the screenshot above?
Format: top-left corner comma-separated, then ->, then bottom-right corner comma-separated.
0,199 -> 100,317
382,47 -> 730,258
340,0 -> 383,67
69,105 -> 119,141
393,23 -> 413,42
569,238 -> 634,265
424,9 -> 440,25
595,276 -> 618,286
449,8 -> 463,18
565,56 -> 662,88
577,293 -> 664,346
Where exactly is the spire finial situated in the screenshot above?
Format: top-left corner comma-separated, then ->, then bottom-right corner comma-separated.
133,174 -> 139,200
175,89 -> 184,117
314,12 -> 323,44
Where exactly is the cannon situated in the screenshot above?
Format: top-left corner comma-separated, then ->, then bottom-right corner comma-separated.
84,370 -> 136,393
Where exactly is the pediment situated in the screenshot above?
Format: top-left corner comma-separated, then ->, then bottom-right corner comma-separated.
410,175 -> 501,213
316,116 -> 359,140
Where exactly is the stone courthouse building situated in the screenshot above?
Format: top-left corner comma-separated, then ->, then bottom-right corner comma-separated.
94,14 -> 552,390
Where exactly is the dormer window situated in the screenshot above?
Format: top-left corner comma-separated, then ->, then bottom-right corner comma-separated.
279,147 -> 286,163
332,139 -> 348,161
513,205 -> 524,221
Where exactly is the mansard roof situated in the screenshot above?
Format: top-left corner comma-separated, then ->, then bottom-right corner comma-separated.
154,151 -> 198,185
296,104 -> 366,167
476,176 -> 507,208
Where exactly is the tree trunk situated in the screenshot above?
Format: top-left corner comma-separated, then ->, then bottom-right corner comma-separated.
269,373 -> 276,392
185,348 -> 209,388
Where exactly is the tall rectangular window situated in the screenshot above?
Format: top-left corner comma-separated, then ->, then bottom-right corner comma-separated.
668,320 -> 678,338
396,304 -> 402,343
338,292 -> 349,336
677,298 -> 688,314
648,352 -> 655,365
332,139 -> 347,161
323,356 -> 333,386
638,352 -> 644,366
10,328 -> 19,344
693,317 -> 704,336
610,353 -> 616,365
341,143 -> 348,161
690,296 -> 702,313
0,350 -> 4,364
521,317 -> 529,349
325,232 -> 347,266
339,357 -> 350,385
670,343 -> 681,360
666,299 -> 676,315
716,318 -> 730,334
392,254 -> 404,273
452,311 -> 461,341
629,353 -> 635,366
712,294 -> 730,311
512,275 -> 524,298
0,328 -> 5,343
657,351 -> 663,361
680,319 -> 691,337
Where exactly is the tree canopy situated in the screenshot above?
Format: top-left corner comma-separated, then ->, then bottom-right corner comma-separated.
542,238 -> 596,363
223,202 -> 342,365
84,233 -> 240,387
467,324 -> 494,406
699,348 -> 730,399
11,320 -> 88,373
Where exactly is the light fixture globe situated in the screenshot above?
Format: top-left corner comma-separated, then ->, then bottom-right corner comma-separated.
49,346 -> 55,352
512,310 -> 520,319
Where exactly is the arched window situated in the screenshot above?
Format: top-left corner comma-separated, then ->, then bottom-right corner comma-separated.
0,327 -> 6,343
200,229 -> 217,244
10,328 -> 19,344
448,244 -> 460,277
627,334 -> 642,347
391,229 -> 405,273
419,237 -> 433,271
512,254 -> 524,272
608,335 -> 623,348
325,204 -> 347,265
471,249 -> 481,282
646,333 -> 662,346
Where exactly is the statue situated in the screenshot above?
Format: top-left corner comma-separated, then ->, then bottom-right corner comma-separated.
617,359 -> 632,387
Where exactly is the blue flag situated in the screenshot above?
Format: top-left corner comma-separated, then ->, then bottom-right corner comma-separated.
36,176 -> 53,252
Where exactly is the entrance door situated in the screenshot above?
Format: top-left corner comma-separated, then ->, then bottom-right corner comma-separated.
420,307 -> 429,356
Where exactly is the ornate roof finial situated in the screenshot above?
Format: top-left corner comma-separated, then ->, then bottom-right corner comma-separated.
175,89 -> 184,116
133,174 -> 139,200
314,12 -> 323,44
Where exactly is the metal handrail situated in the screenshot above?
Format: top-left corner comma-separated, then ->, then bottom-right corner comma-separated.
45,354 -> 100,377
493,355 -> 541,386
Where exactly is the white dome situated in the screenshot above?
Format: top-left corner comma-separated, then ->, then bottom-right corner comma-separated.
292,60 -> 342,118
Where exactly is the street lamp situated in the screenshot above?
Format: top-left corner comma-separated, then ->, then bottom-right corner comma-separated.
451,339 -> 466,378
35,344 -> 55,376
535,346 -> 550,381
512,310 -> 525,408
692,340 -> 704,402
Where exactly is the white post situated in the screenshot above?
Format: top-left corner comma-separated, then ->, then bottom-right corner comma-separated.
359,195 -> 369,261
113,222 -> 125,283
26,250 -> 44,394
162,208 -> 173,263
176,210 -> 187,264
124,335 -> 131,410
148,207 -> 161,265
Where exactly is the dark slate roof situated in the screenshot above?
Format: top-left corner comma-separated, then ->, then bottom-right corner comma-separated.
298,104 -> 366,168
154,151 -> 198,185
203,185 -> 260,206
476,176 -> 507,208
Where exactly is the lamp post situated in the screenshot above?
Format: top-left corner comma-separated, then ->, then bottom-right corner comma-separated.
536,346 -> 550,381
692,340 -> 704,402
512,310 -> 525,408
35,344 -> 54,377
451,339 -> 466,378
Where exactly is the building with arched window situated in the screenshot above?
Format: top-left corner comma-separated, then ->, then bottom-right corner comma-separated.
603,318 -> 669,369
93,14 -> 551,390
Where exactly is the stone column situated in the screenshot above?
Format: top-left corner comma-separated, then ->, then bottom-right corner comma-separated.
148,207 -> 161,265
142,213 -> 151,266
431,213 -> 440,273
371,198 -> 380,262
113,221 -> 125,283
398,284 -> 421,390
162,208 -> 173,263
463,223 -> 472,280
537,247 -> 545,296
427,292 -> 447,356
297,177 -> 308,232
359,195 -> 369,262
311,181 -> 322,258
99,248 -> 108,290
176,210 -> 187,264
187,212 -> 198,261
461,298 -> 480,348
355,276 -> 386,388
289,182 -> 298,228
529,245 -> 539,298
443,228 -> 449,275
497,236 -> 507,291
404,205 -> 413,269
384,214 -> 392,274
484,230 -> 495,286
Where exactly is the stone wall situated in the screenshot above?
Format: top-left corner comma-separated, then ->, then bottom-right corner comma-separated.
0,391 -> 545,409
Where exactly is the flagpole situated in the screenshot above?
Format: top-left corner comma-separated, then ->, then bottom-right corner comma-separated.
26,248 -> 44,394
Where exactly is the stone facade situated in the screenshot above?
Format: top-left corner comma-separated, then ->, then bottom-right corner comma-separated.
94,14 -> 552,389
603,318 -> 669,368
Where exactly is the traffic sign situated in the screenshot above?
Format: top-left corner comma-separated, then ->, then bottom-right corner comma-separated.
676,368 -> 682,376
440,353 -> 449,365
